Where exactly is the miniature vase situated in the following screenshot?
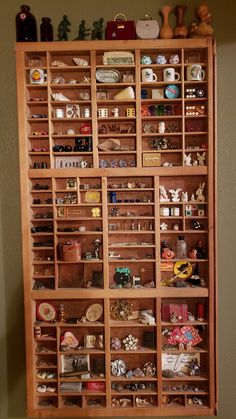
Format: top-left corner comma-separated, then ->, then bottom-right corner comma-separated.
16,5 -> 37,42
40,17 -> 54,41
174,5 -> 188,38
159,5 -> 173,39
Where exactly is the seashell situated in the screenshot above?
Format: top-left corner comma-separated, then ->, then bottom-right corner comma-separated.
51,60 -> 68,67
133,367 -> 145,377
73,57 -> 89,66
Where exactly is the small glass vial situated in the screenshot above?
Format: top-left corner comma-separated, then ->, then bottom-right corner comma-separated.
176,235 -> 187,258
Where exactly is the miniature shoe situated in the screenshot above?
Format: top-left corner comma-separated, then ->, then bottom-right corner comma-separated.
37,385 -> 47,393
36,372 -> 46,379
46,386 -> 56,392
46,372 -> 56,379
51,93 -> 70,102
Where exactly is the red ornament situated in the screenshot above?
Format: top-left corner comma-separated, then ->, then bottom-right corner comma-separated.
80,123 -> 92,135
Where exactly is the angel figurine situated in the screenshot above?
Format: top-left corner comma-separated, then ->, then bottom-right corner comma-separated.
159,185 -> 170,202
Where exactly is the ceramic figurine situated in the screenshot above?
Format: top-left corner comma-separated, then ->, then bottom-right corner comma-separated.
184,153 -> 192,166
169,188 -> 182,202
159,185 -> 170,202
57,15 -> 71,41
74,20 -> 90,40
181,191 -> 188,202
197,152 -> 206,166
174,5 -> 187,38
91,17 -> 104,40
156,54 -> 167,64
189,4 -> 213,37
161,241 -> 175,259
93,238 -> 102,259
160,222 -> 168,231
158,121 -> 166,133
159,5 -> 173,39
195,182 -> 205,202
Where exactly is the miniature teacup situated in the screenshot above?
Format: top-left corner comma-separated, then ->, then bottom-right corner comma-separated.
169,54 -> 180,64
156,54 -> 167,64
163,67 -> 180,82
141,68 -> 157,82
187,64 -> 205,81
141,55 -> 152,65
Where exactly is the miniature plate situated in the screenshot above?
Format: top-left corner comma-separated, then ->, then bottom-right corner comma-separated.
37,302 -> 57,322
174,261 -> 193,278
86,303 -> 103,322
96,68 -> 121,83
85,191 -> 101,203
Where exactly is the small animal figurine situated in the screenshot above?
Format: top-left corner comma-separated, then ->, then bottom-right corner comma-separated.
188,4 -> 214,37
181,191 -> 188,202
184,153 -> 192,166
197,152 -> 206,166
169,188 -> 182,202
195,182 -> 205,202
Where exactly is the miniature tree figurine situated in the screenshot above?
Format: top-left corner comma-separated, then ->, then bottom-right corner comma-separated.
74,20 -> 90,40
91,17 -> 104,40
57,15 -> 71,41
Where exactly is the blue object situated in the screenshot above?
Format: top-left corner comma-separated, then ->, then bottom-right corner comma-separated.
164,84 -> 180,99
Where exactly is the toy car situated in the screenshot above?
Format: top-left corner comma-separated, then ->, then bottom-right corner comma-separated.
32,131 -> 48,135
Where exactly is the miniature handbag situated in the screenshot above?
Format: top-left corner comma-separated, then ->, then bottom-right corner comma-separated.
105,14 -> 136,40
136,17 -> 159,39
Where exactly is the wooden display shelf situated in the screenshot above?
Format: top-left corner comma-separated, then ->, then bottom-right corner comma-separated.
16,39 -> 217,417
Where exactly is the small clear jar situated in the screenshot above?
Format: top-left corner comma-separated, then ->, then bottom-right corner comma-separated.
176,235 -> 187,258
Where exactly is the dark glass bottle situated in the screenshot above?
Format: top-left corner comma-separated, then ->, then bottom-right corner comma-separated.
40,17 -> 53,41
16,5 -> 37,42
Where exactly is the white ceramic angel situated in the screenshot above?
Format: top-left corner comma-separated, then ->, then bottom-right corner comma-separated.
169,188 -> 182,202
159,185 -> 170,202
195,182 -> 206,202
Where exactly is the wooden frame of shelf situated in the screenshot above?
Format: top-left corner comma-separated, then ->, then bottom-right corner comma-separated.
15,39 -> 217,417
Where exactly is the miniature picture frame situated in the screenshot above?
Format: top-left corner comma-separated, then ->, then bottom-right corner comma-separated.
66,178 -> 77,190
66,104 -> 80,118
61,354 -> 90,373
84,335 -> 97,349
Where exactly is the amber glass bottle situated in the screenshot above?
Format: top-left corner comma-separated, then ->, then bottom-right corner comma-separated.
16,5 -> 37,42
40,17 -> 54,41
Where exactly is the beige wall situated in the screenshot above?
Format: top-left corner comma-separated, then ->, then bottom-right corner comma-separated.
0,1 -> 235,418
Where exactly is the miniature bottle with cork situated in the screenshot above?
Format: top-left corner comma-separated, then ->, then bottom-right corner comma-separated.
176,235 -> 187,258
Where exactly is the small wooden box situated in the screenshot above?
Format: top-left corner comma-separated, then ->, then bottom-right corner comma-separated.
161,303 -> 188,322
